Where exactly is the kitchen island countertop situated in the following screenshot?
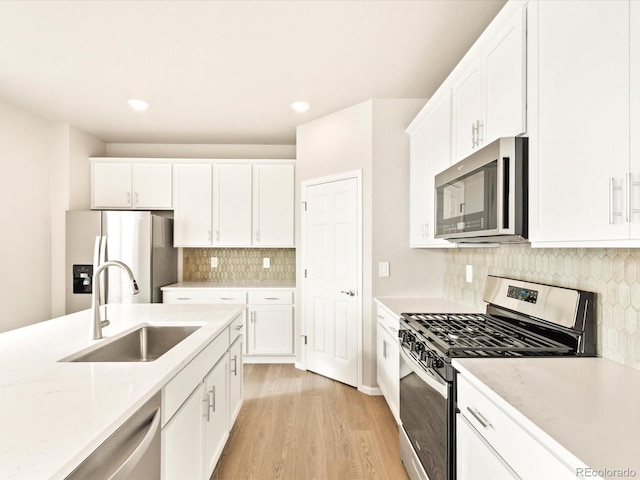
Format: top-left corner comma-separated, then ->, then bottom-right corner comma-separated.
0,303 -> 244,479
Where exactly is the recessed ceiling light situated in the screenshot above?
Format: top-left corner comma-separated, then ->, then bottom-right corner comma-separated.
291,101 -> 310,113
127,99 -> 149,111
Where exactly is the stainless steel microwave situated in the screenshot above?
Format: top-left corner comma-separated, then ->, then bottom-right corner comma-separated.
434,137 -> 528,243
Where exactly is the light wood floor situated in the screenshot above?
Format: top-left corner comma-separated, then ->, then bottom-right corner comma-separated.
211,364 -> 409,480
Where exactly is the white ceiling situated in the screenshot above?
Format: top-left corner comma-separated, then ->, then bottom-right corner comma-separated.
0,0 -> 506,145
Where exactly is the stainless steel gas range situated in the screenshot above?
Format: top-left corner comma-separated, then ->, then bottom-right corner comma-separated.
398,275 -> 596,480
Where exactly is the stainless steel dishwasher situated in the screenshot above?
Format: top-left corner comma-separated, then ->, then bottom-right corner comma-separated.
66,392 -> 161,479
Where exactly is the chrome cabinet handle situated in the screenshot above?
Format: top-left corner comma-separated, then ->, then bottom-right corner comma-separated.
264,297 -> 280,300
609,177 -> 615,225
466,406 -> 492,430
127,192 -> 131,204
210,386 -> 216,413
208,230 -> 212,242
471,122 -> 476,148
251,311 -> 255,323
377,314 -> 384,321
341,289 -> 356,297
234,325 -> 243,331
220,297 -> 235,300
107,408 -> 161,480
255,231 -> 260,242
231,355 -> 238,376
203,396 -> 210,421
382,339 -> 387,359
216,230 -> 220,241
134,192 -> 139,206
176,297 -> 191,300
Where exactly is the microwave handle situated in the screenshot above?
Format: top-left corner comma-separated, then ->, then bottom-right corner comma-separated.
502,156 -> 510,230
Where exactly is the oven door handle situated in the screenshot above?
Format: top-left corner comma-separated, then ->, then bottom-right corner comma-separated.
399,345 -> 448,399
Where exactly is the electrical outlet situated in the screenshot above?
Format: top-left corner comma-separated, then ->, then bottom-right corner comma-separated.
210,257 -> 218,268
378,262 -> 390,277
466,264 -> 473,283
263,257 -> 270,268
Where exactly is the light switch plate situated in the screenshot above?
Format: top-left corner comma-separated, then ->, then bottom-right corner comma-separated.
379,262 -> 390,277
263,257 -> 270,268
210,257 -> 218,268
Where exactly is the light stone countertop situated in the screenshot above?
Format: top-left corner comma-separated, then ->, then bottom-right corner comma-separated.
0,303 -> 245,480
453,357 -> 640,479
375,296 -> 479,318
162,280 -> 296,290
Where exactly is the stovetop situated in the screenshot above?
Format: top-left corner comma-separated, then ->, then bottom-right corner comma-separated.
401,312 -> 573,358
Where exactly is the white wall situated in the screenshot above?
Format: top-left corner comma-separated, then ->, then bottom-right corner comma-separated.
296,99 -> 446,390
51,126 -> 106,317
0,98 -> 53,332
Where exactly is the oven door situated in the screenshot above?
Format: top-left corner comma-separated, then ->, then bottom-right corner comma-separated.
399,344 -> 452,480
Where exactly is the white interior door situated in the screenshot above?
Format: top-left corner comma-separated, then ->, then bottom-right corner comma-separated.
303,175 -> 360,387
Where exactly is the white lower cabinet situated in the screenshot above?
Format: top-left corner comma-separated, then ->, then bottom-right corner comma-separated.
456,374 -> 578,479
228,336 -> 244,426
375,304 -> 400,424
457,416 -> 518,480
162,383 -> 204,480
164,288 -> 295,362
161,316 -> 243,480
203,355 -> 229,478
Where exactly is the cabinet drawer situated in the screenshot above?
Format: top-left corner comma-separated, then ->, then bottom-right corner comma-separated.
164,290 -> 247,304
248,290 -> 293,305
162,329 -> 230,426
376,305 -> 400,338
229,312 -> 244,344
457,375 -> 575,479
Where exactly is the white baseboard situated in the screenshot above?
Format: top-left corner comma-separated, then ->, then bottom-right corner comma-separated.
359,384 -> 382,396
294,361 -> 306,371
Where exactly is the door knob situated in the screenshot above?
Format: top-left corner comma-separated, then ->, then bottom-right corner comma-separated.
341,289 -> 356,297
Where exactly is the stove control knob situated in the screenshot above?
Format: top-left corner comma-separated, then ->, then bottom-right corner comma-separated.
414,342 -> 425,354
432,357 -> 444,369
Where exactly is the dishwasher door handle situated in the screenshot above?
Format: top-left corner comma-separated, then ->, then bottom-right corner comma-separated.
108,407 -> 161,480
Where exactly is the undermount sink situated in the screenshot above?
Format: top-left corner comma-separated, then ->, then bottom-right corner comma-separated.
62,325 -> 202,362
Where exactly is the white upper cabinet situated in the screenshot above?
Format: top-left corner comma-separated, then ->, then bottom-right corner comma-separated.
530,0 -> 631,245
173,164 -> 214,247
453,60 -> 484,161
452,2 -> 527,162
212,164 -> 252,246
172,160 -> 294,248
407,89 -> 455,248
629,1 -> 640,240
91,160 -> 172,210
252,164 -> 295,247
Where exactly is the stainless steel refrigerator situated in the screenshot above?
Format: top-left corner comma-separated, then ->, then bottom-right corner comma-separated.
65,211 -> 177,314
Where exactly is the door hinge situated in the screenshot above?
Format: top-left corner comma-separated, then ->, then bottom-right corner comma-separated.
304,268 -> 307,278
302,201 -> 307,211
302,335 -> 307,345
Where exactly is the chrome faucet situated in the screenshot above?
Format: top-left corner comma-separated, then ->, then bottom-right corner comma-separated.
92,260 -> 140,340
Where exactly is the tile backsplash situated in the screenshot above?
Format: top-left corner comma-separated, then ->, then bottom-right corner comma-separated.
445,244 -> 640,370
183,248 -> 296,282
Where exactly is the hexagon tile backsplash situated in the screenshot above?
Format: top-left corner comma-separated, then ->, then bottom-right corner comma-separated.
183,248 -> 296,282
445,244 -> 640,370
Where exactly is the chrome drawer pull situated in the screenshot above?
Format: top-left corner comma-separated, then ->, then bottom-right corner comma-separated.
220,297 -> 235,300
466,407 -> 492,430
176,297 -> 191,300
264,297 -> 280,300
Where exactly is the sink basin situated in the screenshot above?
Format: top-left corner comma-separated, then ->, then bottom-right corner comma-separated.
64,325 -> 201,362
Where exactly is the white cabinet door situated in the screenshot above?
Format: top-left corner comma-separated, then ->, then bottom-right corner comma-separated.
408,90 -> 455,248
203,355 -> 229,479
456,416 -> 518,480
213,164 -> 252,246
132,163 -> 172,209
162,384 -> 203,480
253,164 -> 294,247
484,3 -> 526,142
376,321 -> 399,423
248,305 -> 294,355
630,2 -> 640,239
92,162 -> 132,208
533,0 -> 629,243
452,60 -> 484,161
228,336 -> 243,427
173,164 -> 213,247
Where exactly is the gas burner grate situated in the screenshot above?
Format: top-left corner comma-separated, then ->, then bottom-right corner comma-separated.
401,312 -> 572,357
